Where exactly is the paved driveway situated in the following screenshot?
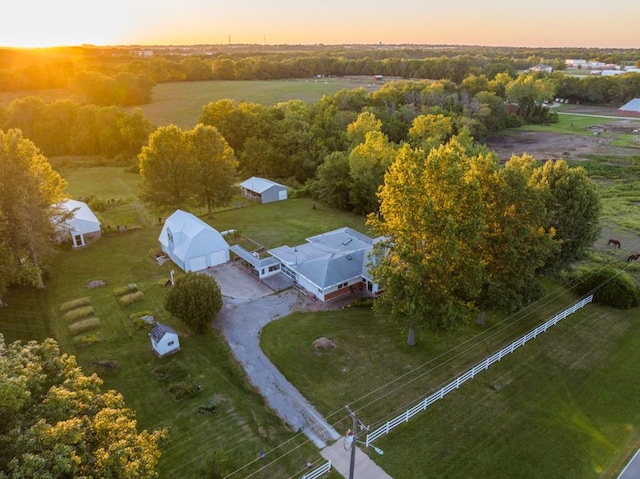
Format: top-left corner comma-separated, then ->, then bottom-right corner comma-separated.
208,261 -> 340,447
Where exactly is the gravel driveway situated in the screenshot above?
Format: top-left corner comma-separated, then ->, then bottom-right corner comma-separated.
209,263 -> 341,448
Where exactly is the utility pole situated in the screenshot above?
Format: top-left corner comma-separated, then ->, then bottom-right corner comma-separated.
346,406 -> 357,479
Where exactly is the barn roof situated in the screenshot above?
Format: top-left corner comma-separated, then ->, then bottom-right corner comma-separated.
619,98 -> 640,113
159,210 -> 229,262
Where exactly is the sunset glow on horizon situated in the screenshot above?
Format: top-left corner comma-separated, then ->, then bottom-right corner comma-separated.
2,0 -> 638,49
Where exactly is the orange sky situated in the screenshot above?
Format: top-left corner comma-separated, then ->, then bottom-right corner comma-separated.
2,0 -> 638,48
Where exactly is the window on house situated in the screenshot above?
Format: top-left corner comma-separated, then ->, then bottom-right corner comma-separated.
167,341 -> 174,346
269,264 -> 280,272
338,282 -> 348,289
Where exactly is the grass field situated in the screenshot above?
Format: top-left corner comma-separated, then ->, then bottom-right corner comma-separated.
262,289 -> 640,478
0,77 -> 378,130
136,78 -> 379,129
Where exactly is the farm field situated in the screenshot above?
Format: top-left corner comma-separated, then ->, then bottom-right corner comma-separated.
0,77 -> 381,129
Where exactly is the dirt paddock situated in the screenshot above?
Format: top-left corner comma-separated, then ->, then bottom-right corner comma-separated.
485,108 -> 640,163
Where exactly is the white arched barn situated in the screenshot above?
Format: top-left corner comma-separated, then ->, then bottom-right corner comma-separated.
159,210 -> 230,272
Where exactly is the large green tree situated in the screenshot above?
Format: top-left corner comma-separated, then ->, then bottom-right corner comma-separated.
139,125 -> 195,213
532,159 -> 601,271
369,135 -> 487,338
165,273 -> 223,333
139,125 -> 238,215
475,154 -> 557,318
0,335 -> 166,478
187,124 -> 238,218
0,129 -> 67,301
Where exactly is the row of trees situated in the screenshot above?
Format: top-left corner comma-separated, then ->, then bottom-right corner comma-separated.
2,43 -> 639,93
369,128 -> 601,339
554,72 -> 640,106
72,71 -> 155,106
0,96 -> 153,158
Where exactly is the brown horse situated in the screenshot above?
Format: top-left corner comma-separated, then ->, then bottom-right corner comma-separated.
608,239 -> 621,248
628,253 -> 640,262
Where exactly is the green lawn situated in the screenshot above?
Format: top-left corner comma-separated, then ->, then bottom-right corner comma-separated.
0,197 -> 364,478
262,288 -> 640,478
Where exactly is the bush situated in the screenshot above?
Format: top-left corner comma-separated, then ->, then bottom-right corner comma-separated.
570,267 -> 640,309
68,317 -> 101,335
348,297 -> 374,308
119,291 -> 144,305
60,297 -> 92,312
153,363 -> 188,381
74,332 -> 104,349
114,283 -> 138,296
63,306 -> 95,321
165,272 -> 222,333
167,376 -> 201,401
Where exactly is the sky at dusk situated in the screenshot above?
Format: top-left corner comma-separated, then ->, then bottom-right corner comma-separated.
2,0 -> 637,49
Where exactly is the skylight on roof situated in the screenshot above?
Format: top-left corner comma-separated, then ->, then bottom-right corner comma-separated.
342,238 -> 352,246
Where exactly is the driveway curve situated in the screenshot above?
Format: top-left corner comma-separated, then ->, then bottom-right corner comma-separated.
209,263 -> 341,448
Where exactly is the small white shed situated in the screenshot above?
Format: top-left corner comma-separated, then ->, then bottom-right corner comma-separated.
159,210 -> 230,272
57,199 -> 102,247
150,322 -> 180,357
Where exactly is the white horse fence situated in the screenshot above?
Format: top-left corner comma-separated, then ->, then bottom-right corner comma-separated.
366,295 -> 593,446
300,460 -> 332,479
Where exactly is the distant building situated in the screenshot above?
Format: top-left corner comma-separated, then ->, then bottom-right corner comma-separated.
240,177 -> 288,204
130,50 -> 153,57
529,64 -> 553,74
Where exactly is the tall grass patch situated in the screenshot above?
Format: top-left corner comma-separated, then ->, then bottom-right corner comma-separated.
68,317 -> 101,335
62,306 -> 95,321
60,297 -> 92,311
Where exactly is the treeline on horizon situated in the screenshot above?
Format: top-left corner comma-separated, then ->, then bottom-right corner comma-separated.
1,44 -> 639,98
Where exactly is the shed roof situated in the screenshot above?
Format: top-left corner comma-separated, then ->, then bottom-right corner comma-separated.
240,177 -> 286,194
150,322 -> 178,342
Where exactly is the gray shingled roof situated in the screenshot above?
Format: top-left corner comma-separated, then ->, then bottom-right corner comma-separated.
150,322 -> 178,342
